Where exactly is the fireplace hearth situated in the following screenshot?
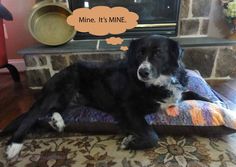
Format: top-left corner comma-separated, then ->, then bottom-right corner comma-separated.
68,0 -> 181,39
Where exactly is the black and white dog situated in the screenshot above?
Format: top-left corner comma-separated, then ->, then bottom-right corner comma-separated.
2,35 -> 211,159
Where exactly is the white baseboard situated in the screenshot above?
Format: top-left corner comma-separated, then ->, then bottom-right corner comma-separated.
0,59 -> 25,73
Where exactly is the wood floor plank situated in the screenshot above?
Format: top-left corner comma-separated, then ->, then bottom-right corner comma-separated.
0,73 -> 36,130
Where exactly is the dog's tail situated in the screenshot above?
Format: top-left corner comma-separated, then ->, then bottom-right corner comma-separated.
0,112 -> 27,136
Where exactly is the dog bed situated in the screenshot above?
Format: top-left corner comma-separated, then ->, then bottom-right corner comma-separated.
38,70 -> 236,135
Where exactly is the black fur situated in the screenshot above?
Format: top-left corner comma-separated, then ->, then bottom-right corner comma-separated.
2,35 -> 211,153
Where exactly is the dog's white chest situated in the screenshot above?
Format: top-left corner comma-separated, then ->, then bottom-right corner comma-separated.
160,83 -> 183,109
149,75 -> 184,110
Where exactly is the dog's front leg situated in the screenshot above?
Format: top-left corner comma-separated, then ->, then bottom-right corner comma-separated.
120,111 -> 158,150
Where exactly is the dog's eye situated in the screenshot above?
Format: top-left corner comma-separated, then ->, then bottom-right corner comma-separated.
155,48 -> 161,54
152,48 -> 161,55
152,50 -> 161,58
140,48 -> 145,54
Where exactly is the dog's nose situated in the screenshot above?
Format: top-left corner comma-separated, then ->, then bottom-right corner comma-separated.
139,68 -> 150,78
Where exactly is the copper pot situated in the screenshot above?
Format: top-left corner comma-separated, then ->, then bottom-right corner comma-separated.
28,1 -> 76,46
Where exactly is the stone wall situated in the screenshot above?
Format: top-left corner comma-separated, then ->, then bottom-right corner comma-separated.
24,52 -> 125,89
23,46 -> 236,89
179,0 -> 212,37
184,47 -> 236,80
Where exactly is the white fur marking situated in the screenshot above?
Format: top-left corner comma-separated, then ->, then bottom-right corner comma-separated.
6,143 -> 23,159
146,75 -> 171,87
150,75 -> 184,109
138,70 -> 185,110
121,135 -> 135,149
137,60 -> 152,81
49,112 -> 65,132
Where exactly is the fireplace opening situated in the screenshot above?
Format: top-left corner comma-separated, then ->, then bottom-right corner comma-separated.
68,0 -> 181,39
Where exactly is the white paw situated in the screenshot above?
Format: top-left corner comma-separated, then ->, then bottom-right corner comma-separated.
49,112 -> 65,132
120,135 -> 135,149
6,143 -> 23,159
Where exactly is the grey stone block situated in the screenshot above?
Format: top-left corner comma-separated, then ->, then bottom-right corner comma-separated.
180,0 -> 190,18
51,55 -> 68,71
216,48 -> 236,77
192,0 -> 211,17
24,56 -> 37,67
200,19 -> 209,35
24,55 -> 47,67
183,48 -> 217,77
38,56 -> 47,66
180,19 -> 200,35
69,53 -> 122,64
26,69 -> 51,87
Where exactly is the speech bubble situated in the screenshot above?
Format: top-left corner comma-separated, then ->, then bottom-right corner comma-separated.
67,6 -> 139,36
120,46 -> 129,51
106,37 -> 124,45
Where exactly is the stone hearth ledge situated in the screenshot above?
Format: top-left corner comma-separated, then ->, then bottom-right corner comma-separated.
18,37 -> 236,55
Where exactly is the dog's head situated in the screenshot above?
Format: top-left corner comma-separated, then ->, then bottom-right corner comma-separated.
127,35 -> 184,84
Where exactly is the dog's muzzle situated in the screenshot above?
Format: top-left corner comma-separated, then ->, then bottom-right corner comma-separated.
138,67 -> 150,79
137,61 -> 153,80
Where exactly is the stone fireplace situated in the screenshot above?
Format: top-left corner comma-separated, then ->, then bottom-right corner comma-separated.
20,0 -> 236,89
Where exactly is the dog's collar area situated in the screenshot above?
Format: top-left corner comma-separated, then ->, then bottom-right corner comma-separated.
143,75 -> 183,90
170,76 -> 178,84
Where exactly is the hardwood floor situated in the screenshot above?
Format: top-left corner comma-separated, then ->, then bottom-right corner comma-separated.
0,73 -> 36,130
208,79 -> 236,110
0,73 -> 236,131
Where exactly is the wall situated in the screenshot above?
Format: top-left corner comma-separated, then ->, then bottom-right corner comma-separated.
176,0 -> 236,84
179,0 -> 211,37
208,0 -> 231,38
179,0 -> 231,38
2,0 -> 38,60
23,52 -> 125,89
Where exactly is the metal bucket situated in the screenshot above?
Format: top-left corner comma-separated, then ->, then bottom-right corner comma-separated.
28,1 -> 76,46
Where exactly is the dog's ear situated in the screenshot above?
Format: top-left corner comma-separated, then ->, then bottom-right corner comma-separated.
169,39 -> 184,68
127,39 -> 138,63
